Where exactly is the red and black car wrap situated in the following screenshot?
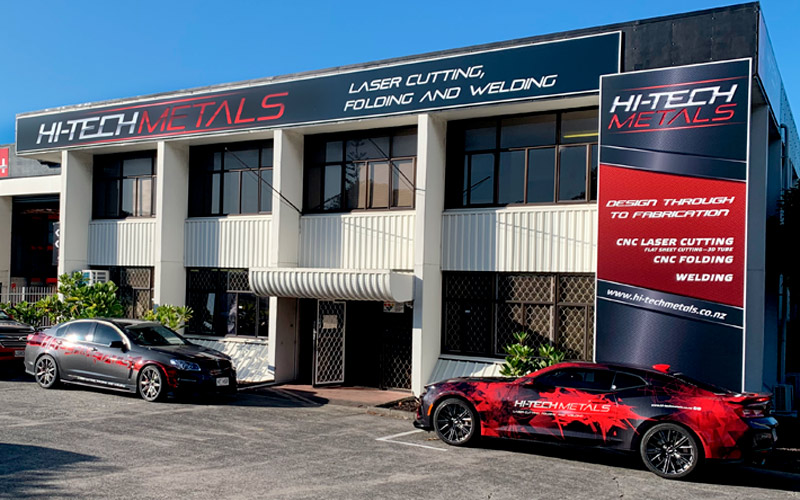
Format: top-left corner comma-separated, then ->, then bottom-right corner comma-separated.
414,362 -> 776,478
24,318 -> 237,401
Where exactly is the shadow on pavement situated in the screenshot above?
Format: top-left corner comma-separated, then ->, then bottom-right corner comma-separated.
0,443 -> 111,499
478,437 -> 800,491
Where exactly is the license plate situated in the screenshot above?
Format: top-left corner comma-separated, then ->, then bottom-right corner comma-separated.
216,377 -> 229,387
14,350 -> 24,358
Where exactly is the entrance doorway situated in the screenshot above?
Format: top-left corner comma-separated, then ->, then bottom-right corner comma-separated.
302,299 -> 412,390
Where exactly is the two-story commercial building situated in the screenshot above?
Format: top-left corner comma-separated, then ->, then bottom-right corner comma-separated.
5,3 -> 799,400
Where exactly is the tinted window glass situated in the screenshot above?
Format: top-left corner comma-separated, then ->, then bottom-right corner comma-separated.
500,114 -> 556,148
93,324 -> 123,346
538,369 -> 614,392
125,324 -> 188,346
561,110 -> 599,144
612,372 -> 647,391
64,322 -> 95,342
558,146 -> 587,201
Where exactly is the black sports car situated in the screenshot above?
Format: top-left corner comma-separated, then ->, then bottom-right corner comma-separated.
414,361 -> 777,479
0,310 -> 35,364
24,318 -> 236,401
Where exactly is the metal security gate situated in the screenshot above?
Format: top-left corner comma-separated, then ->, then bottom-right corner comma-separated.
314,300 -> 346,386
380,325 -> 412,390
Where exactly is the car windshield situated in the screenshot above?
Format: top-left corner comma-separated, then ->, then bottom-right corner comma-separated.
673,373 -> 733,394
124,324 -> 188,346
0,311 -> 10,320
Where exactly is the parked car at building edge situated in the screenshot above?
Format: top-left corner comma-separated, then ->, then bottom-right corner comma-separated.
24,318 -> 236,401
0,309 -> 35,363
414,361 -> 777,479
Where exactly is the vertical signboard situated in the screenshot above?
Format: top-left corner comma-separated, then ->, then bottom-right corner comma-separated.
596,59 -> 751,391
0,148 -> 8,177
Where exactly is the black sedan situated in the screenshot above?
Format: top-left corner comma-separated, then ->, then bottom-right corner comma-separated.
0,309 -> 35,364
24,318 -> 236,401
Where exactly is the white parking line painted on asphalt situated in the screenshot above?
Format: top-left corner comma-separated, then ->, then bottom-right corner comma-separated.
376,429 -> 448,451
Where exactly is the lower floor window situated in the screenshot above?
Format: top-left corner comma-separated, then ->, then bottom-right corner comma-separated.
185,268 -> 269,337
93,266 -> 153,319
442,272 -> 595,360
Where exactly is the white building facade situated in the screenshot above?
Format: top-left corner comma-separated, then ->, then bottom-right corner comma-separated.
6,4 -> 799,396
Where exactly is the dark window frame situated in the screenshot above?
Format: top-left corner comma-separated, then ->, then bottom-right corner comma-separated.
441,271 -> 595,360
185,268 -> 269,338
92,152 -> 157,219
304,127 -> 418,214
189,140 -> 274,217
449,109 -> 598,208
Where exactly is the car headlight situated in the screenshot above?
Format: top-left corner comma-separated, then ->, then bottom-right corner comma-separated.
170,359 -> 201,371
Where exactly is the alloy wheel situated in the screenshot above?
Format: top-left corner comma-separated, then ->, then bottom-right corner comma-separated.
434,398 -> 478,446
35,356 -> 58,388
139,366 -> 164,402
641,423 -> 699,479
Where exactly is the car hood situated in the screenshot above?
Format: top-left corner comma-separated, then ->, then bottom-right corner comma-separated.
144,344 -> 230,362
0,320 -> 35,335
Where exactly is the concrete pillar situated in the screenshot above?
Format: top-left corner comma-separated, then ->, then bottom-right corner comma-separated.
744,105 -> 769,392
0,197 -> 11,300
154,141 -> 189,307
411,114 -> 446,395
267,129 -> 304,382
58,151 -> 93,276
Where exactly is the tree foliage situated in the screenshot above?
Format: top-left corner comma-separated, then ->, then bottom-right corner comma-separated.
143,305 -> 193,331
0,272 -> 124,327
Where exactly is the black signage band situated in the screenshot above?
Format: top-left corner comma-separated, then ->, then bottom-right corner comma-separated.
597,279 -> 743,328
16,32 -> 620,153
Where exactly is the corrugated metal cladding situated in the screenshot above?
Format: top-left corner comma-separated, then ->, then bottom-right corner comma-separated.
249,268 -> 414,302
184,216 -> 272,268
187,337 -> 273,383
87,220 -> 156,266
428,357 -> 505,384
441,206 -> 597,272
299,212 -> 414,270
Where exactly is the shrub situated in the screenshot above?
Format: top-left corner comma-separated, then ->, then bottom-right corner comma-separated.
143,305 -> 193,331
499,332 -> 566,377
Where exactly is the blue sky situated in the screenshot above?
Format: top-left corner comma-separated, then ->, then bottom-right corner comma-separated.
2,0 -> 798,145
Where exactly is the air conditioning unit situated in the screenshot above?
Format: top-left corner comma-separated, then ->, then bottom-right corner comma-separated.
773,384 -> 795,414
81,270 -> 109,285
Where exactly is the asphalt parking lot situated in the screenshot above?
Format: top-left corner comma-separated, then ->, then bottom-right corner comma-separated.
1,368 -> 799,500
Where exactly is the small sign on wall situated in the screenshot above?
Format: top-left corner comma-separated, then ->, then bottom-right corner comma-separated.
0,148 -> 8,177
383,302 -> 405,313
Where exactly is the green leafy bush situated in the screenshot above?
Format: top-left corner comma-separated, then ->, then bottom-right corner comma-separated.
143,305 -> 193,331
499,332 -> 566,377
2,272 -> 124,326
0,301 -> 47,328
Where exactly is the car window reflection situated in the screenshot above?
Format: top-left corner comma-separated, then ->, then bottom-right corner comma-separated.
124,324 -> 188,346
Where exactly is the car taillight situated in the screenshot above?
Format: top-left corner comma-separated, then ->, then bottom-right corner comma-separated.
737,407 -> 766,418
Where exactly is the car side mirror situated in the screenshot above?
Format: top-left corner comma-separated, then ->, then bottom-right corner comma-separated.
109,340 -> 126,350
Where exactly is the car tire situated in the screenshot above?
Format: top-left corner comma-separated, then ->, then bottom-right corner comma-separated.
138,365 -> 167,402
433,398 -> 479,446
34,355 -> 59,389
640,423 -> 701,479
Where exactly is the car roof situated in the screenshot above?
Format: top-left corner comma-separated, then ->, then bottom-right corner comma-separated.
60,318 -> 160,328
540,361 -> 675,379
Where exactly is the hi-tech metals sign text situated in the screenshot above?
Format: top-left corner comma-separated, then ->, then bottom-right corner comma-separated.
16,33 -> 619,153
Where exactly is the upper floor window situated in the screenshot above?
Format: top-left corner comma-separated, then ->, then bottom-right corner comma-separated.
304,128 -> 417,213
445,110 -> 598,208
189,141 -> 273,217
93,152 -> 156,219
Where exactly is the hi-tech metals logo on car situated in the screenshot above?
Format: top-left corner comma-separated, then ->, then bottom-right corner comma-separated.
0,148 -> 8,177
606,77 -> 745,134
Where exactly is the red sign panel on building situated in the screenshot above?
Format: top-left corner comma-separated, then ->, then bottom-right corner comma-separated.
0,148 -> 8,177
